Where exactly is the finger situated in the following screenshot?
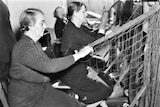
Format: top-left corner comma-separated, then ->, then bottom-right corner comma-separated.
74,50 -> 78,54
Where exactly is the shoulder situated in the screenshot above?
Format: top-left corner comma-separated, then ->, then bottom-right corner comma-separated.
63,22 -> 80,36
13,37 -> 35,55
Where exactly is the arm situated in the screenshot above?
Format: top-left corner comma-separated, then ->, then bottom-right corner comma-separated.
19,42 -> 92,73
97,7 -> 109,36
19,43 -> 75,73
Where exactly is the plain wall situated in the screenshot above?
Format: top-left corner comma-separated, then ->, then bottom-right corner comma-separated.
6,0 -> 67,33
5,0 -> 114,33
67,0 -> 114,14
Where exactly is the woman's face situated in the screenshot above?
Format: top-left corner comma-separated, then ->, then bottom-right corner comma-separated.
58,7 -> 66,19
109,7 -> 116,25
75,5 -> 87,24
30,13 -> 46,39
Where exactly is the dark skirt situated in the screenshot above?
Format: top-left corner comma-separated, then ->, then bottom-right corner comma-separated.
8,80 -> 84,107
60,63 -> 113,104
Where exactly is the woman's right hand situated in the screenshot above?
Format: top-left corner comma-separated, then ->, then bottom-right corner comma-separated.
99,7 -> 109,30
73,46 -> 93,61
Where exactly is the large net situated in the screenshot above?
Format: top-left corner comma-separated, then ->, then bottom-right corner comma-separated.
86,4 -> 160,107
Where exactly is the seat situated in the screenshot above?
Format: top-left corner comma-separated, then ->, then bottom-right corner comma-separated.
0,81 -> 9,107
52,80 -> 71,89
52,80 -> 76,98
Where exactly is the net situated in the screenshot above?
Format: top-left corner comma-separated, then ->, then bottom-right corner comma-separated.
86,5 -> 160,107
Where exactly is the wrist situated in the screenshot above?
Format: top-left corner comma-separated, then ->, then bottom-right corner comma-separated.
98,29 -> 105,34
73,54 -> 81,62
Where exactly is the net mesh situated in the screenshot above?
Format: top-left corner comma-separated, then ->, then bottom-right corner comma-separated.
86,5 -> 160,107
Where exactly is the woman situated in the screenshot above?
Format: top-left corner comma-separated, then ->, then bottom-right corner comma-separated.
60,1 -> 123,105
7,8 -> 93,107
54,6 -> 68,39
108,0 -> 134,26
53,6 -> 68,57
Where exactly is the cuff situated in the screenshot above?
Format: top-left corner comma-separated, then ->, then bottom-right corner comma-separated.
98,29 -> 105,34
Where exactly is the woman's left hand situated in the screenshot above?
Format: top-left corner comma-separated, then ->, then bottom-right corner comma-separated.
109,83 -> 124,98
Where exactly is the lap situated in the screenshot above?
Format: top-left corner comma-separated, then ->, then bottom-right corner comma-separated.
62,74 -> 113,104
35,86 -> 82,107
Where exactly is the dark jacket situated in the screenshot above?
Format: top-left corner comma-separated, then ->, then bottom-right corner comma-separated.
8,35 -> 82,107
54,18 -> 66,39
0,0 -> 16,81
61,21 -> 113,104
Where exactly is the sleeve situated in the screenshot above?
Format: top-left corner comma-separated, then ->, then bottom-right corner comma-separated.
61,48 -> 74,56
17,68 -> 50,83
19,43 -> 75,73
96,33 -> 104,39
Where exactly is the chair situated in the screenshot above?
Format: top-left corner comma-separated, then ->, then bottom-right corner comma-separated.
0,81 -> 9,107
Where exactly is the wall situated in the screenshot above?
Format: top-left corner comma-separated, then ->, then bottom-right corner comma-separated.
67,0 -> 114,14
5,0 -> 114,33
5,0 -> 67,32
82,0 -> 114,14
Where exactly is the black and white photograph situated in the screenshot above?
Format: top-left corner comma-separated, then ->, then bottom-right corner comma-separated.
0,0 -> 160,107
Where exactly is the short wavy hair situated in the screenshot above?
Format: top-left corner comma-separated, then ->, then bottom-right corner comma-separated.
54,6 -> 65,18
19,8 -> 44,32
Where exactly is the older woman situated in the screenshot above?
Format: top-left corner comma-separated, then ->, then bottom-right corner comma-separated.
7,8 -> 93,107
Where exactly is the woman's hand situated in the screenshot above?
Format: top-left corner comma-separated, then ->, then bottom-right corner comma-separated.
73,46 -> 93,61
99,7 -> 109,30
109,83 -> 124,98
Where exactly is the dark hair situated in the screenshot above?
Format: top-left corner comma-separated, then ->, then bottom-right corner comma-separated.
67,1 -> 86,21
108,0 -> 133,26
19,8 -> 44,32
